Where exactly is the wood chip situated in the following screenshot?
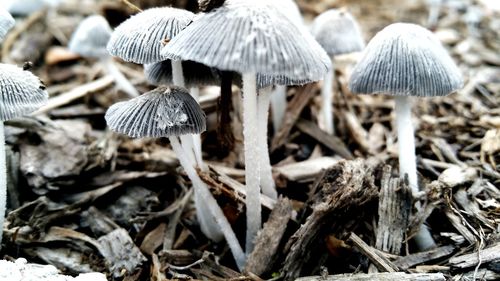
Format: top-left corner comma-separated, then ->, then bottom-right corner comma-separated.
449,243 -> 500,269
295,272 -> 446,281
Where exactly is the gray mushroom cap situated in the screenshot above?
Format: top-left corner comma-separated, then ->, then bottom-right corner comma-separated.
144,60 -> 220,88
0,63 -> 48,121
0,7 -> 15,41
310,9 -> 365,56
105,86 -> 206,138
349,23 -> 463,97
161,0 -> 331,81
107,7 -> 195,64
68,15 -> 112,58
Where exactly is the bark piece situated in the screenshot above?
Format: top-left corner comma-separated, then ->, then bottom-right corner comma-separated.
98,228 -> 147,278
393,245 -> 455,269
245,197 -> 292,276
374,165 -> 412,255
275,156 -> 339,183
295,272 -> 446,281
449,243 -> 500,269
283,159 -> 379,280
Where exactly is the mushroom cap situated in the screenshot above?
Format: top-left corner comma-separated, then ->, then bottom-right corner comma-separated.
144,60 -> 220,88
272,0 -> 303,26
256,74 -> 312,89
310,9 -> 365,56
0,63 -> 48,121
161,0 -> 331,81
107,7 -> 195,64
0,7 -> 15,41
105,86 -> 206,138
68,15 -> 112,58
349,23 -> 463,97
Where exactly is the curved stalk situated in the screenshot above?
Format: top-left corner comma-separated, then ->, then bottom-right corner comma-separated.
270,85 -> 287,133
242,72 -> 261,254
101,58 -> 139,97
257,86 -> 277,199
395,96 -> 436,250
320,65 -> 334,135
0,123 -> 6,249
170,137 -> 246,269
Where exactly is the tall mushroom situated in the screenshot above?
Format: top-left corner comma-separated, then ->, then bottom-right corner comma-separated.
105,86 -> 245,269
161,0 -> 330,253
68,15 -> 139,97
311,9 -> 365,135
349,23 -> 463,250
0,63 -> 48,248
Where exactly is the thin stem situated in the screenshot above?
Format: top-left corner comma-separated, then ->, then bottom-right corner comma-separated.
171,60 -> 185,88
242,72 -> 261,254
0,123 -> 5,249
257,86 -> 277,199
180,134 -> 197,167
189,87 -> 206,172
170,136 -> 246,269
394,96 -> 436,250
320,64 -> 334,135
270,85 -> 287,133
101,57 -> 139,97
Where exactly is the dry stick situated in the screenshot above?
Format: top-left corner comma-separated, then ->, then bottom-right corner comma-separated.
348,233 -> 399,273
119,0 -> 143,12
1,9 -> 46,63
216,71 -> 235,157
31,75 -> 114,115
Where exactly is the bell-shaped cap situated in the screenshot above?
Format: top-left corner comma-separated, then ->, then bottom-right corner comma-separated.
272,0 -> 303,26
144,60 -> 220,88
107,7 -> 195,64
68,15 -> 112,58
161,0 -> 331,81
0,63 -> 48,121
105,86 -> 206,138
310,9 -> 365,56
349,23 -> 463,97
0,7 -> 15,41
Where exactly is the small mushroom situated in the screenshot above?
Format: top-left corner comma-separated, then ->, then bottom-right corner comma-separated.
105,86 -> 246,269
69,15 -> 139,97
0,7 -> 15,41
311,8 -> 365,135
0,63 -> 48,249
349,22 -> 462,250
161,0 -> 330,254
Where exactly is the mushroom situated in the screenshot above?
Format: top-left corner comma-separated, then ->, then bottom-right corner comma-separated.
105,86 -> 245,269
68,15 -> 139,97
0,7 -> 15,41
161,0 -> 330,253
349,23 -> 462,250
0,63 -> 48,248
311,8 -> 365,135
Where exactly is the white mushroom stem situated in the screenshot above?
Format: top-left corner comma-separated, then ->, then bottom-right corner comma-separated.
171,60 -> 185,88
0,122 -> 6,248
170,136 -> 246,269
394,95 -> 436,250
180,134 -> 197,166
320,64 -> 334,135
189,87 -> 206,171
101,57 -> 139,97
242,72 -> 261,254
257,86 -> 277,200
270,85 -> 287,133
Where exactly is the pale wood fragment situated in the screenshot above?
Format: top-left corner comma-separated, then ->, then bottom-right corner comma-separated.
295,272 -> 446,281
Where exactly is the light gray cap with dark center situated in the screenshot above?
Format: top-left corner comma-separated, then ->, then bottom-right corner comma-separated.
144,60 -> 220,88
161,0 -> 331,81
0,63 -> 48,121
68,15 -> 112,58
311,9 -> 365,56
105,86 -> 206,138
0,7 -> 15,41
107,7 -> 195,64
349,23 -> 463,97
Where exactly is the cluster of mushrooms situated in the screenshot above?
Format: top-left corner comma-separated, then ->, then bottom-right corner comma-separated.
0,0 -> 463,271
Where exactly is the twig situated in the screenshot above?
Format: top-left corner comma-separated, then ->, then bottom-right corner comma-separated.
119,0 -> 142,12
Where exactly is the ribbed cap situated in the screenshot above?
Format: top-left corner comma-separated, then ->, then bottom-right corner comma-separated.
311,9 -> 365,56
107,7 -> 195,64
0,63 -> 48,121
272,0 -> 303,26
349,23 -> 463,97
144,60 -> 220,87
161,0 -> 331,81
105,86 -> 206,138
0,7 -> 15,41
68,15 -> 112,58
